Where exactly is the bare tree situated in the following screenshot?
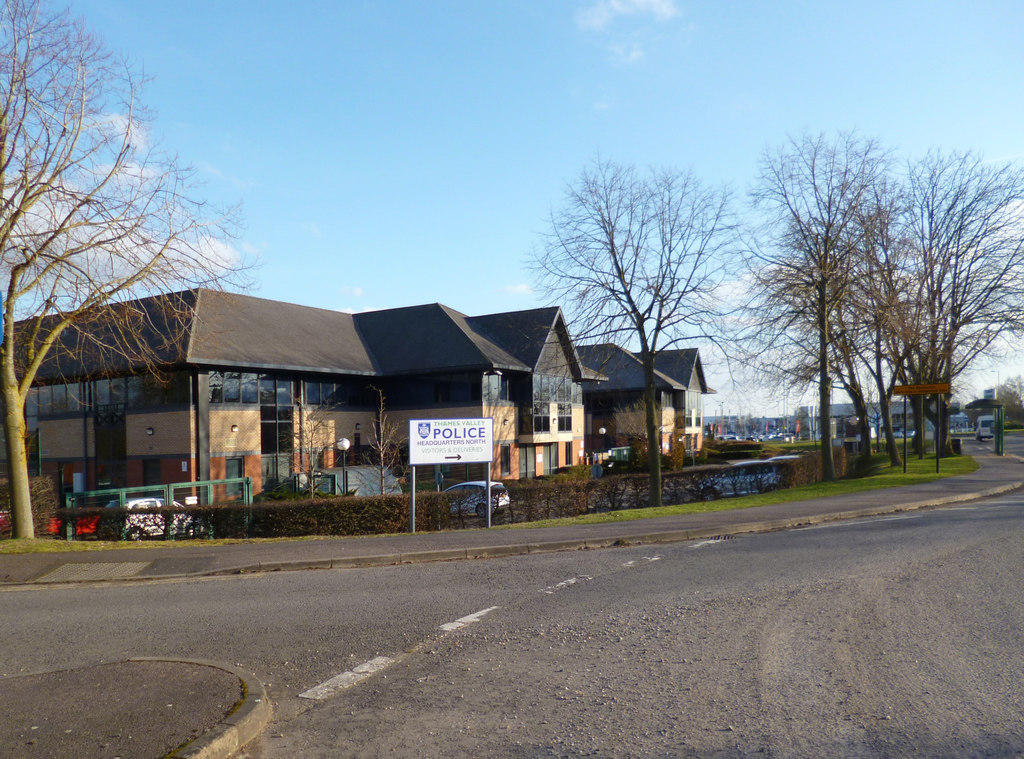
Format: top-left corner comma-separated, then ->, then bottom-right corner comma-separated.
1,0 -> 245,537
746,133 -> 887,480
296,402 -> 337,498
902,150 -> 1024,453
367,386 -> 401,496
534,160 -> 734,507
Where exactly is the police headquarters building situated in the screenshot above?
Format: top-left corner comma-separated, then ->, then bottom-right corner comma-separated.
20,289 -> 593,495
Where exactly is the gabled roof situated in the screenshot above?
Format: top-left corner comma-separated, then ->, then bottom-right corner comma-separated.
31,289 -> 582,382
577,344 -> 712,394
468,307 -> 584,379
352,303 -> 528,376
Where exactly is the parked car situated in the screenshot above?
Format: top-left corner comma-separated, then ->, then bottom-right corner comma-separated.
47,497 -> 192,539
115,498 -> 192,538
0,510 -> 10,534
444,481 -> 510,519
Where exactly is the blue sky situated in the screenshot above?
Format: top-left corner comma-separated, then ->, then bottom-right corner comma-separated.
68,0 -> 1024,412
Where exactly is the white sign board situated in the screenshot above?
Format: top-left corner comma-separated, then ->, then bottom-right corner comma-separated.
409,418 -> 494,466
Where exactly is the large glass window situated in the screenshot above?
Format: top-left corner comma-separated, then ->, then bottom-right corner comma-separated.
209,372 -> 224,404
241,373 -> 258,404
557,402 -> 572,432
223,372 -> 241,403
533,402 -> 551,433
95,378 -> 110,406
109,377 -> 126,405
304,380 -> 321,406
500,444 -> 511,477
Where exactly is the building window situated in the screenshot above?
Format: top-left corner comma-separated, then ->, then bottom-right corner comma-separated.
434,382 -> 452,403
557,402 -> 572,432
500,444 -> 511,477
532,402 -> 551,433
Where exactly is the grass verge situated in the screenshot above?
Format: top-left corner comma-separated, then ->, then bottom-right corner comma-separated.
510,453 -> 980,529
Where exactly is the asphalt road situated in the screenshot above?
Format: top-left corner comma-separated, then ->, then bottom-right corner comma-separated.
3,476 -> 1022,758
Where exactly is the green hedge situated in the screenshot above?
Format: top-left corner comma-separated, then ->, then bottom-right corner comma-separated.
0,476 -> 59,537
39,448 -> 847,541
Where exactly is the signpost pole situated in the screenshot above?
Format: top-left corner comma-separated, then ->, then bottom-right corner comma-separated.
410,466 -> 416,534
903,396 -> 907,474
486,470 -> 492,529
935,393 -> 941,473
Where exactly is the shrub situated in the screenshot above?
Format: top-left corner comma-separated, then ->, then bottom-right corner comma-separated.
0,476 -> 59,537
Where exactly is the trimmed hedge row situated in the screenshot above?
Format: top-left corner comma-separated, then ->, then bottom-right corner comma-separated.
0,477 -> 59,537
39,447 -> 847,541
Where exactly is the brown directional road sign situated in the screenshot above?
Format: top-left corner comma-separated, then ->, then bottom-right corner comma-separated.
893,383 -> 951,396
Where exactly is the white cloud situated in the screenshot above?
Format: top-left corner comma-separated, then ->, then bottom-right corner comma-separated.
501,283 -> 533,295
341,285 -> 364,297
575,0 -> 679,31
609,43 -> 644,63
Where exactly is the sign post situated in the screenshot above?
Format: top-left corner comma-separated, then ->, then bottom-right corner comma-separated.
893,383 -> 951,473
408,418 -> 495,531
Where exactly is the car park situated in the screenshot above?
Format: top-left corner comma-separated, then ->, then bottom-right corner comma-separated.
444,481 -> 510,519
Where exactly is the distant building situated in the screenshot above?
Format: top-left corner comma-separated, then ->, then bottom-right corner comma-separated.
577,344 -> 712,456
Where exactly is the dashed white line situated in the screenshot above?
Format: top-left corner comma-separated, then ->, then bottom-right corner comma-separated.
440,605 -> 500,631
540,576 -> 592,594
690,540 -> 725,549
299,655 -> 396,700
623,556 -> 662,566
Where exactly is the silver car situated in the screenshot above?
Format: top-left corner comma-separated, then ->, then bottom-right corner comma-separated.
444,481 -> 510,519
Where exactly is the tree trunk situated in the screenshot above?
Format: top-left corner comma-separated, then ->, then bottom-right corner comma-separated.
849,389 -> 872,465
910,396 -> 925,458
874,356 -> 901,467
640,351 -> 663,508
3,385 -> 34,539
818,291 -> 836,481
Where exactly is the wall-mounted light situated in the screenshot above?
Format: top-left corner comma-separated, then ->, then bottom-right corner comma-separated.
231,424 -> 239,433
355,423 -> 361,431
145,427 -> 154,436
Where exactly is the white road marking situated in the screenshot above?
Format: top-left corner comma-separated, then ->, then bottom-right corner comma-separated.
690,540 -> 725,549
643,555 -> 662,562
440,606 -> 500,631
299,655 -> 396,700
540,576 -> 593,594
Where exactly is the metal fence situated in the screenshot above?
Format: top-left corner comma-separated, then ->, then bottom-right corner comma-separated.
57,477 -> 252,541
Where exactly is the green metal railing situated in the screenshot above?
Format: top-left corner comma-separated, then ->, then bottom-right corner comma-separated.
60,477 -> 252,541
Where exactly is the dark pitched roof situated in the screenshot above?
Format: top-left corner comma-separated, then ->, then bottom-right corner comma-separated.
31,289 -> 580,382
352,303 -> 528,376
651,349 -> 711,393
468,307 -> 584,378
32,290 -> 198,381
187,290 -> 376,374
577,344 -> 711,393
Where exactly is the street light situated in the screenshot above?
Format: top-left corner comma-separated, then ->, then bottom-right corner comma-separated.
591,427 -> 607,477
337,437 -> 351,494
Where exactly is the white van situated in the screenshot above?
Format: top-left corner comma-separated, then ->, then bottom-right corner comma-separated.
975,415 -> 994,441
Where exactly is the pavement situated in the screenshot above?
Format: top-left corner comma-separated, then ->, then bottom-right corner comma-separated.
1,442 -> 1021,759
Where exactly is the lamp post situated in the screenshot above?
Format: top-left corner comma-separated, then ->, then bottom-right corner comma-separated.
591,426 -> 607,478
337,437 -> 351,494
